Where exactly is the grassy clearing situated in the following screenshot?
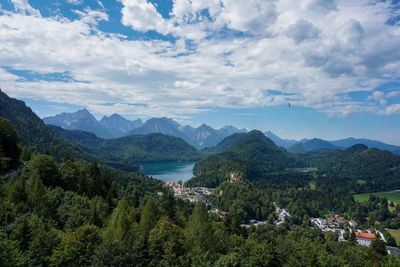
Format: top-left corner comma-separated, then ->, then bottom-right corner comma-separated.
387,229 -> 400,246
356,179 -> 366,185
353,191 -> 400,204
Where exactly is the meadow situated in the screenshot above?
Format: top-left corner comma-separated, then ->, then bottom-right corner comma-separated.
353,191 -> 400,204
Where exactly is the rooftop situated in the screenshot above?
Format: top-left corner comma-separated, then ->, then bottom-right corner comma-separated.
355,232 -> 376,239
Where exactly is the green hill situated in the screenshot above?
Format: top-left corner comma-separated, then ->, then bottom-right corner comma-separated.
288,138 -> 340,154
49,125 -> 200,171
305,144 -> 400,192
0,90 -> 87,161
188,130 -> 293,187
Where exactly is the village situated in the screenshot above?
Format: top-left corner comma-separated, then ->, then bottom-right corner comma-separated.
165,172 -> 400,256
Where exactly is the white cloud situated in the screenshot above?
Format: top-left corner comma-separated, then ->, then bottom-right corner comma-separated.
385,103 -> 400,115
387,91 -> 400,99
66,0 -> 83,5
0,0 -> 399,119
10,0 -> 40,16
218,0 -> 277,34
73,8 -> 109,26
119,0 -> 172,34
287,19 -> 320,43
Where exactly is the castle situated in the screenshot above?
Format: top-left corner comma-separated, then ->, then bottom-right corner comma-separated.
229,172 -> 242,183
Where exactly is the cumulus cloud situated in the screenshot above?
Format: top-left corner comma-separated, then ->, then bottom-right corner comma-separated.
287,19 -> 320,43
368,91 -> 387,106
0,0 -> 399,119
218,0 -> 277,34
119,0 -> 172,34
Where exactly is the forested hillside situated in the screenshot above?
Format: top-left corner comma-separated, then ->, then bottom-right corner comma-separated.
0,90 -> 87,161
49,125 -> 200,171
188,130 -> 295,187
305,144 -> 400,192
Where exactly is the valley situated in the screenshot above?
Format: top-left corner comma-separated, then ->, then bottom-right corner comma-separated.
1,90 -> 400,266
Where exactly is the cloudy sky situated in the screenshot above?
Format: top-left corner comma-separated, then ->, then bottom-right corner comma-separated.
0,0 -> 399,144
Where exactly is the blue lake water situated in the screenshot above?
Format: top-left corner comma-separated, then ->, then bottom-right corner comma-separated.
140,161 -> 195,182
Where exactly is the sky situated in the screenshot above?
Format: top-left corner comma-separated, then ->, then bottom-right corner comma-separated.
0,0 -> 399,144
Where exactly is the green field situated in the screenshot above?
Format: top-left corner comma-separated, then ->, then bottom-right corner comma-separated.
387,229 -> 400,246
353,191 -> 400,204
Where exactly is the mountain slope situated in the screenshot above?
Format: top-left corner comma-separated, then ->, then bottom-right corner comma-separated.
306,144 -> 400,192
186,124 -> 222,148
188,130 -> 292,187
264,131 -> 297,148
100,113 -> 142,137
330,137 -> 400,155
127,118 -> 246,149
0,90 -> 87,161
49,125 -> 200,171
288,138 -> 340,153
127,117 -> 185,139
43,109 -> 114,139
44,110 -> 143,139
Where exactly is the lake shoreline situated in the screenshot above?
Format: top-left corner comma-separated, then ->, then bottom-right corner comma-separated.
140,161 -> 196,182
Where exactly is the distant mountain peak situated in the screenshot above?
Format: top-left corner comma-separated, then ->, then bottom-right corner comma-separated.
264,131 -> 297,148
346,144 -> 368,153
76,108 -> 94,117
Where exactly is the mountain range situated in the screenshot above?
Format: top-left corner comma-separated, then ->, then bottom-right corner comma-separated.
44,110 -> 247,149
43,110 -> 143,139
43,109 -> 400,154
264,130 -> 400,155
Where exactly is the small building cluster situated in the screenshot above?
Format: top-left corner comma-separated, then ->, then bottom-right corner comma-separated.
311,214 -> 353,241
311,213 -> 387,247
241,220 -> 268,229
240,206 -> 292,229
209,208 -> 228,219
229,172 -> 242,183
274,207 -> 291,226
165,181 -> 212,203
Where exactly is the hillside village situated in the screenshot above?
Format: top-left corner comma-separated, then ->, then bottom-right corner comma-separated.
166,172 -> 400,256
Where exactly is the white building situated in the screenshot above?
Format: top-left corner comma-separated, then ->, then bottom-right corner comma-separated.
355,232 -> 376,247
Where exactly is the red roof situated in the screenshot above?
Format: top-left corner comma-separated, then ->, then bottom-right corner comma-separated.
355,232 -> 376,239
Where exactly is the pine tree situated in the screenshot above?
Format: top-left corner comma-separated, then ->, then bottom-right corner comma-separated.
140,198 -> 160,238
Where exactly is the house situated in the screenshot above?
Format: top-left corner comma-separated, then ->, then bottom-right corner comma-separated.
348,220 -> 358,228
229,172 -> 242,183
311,218 -> 328,230
274,208 -> 291,226
355,232 -> 377,247
387,246 -> 400,256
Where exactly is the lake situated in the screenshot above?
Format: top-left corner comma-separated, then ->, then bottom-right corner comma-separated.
140,161 -> 195,182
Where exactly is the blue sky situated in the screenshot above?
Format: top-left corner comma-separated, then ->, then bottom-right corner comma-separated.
0,0 -> 399,144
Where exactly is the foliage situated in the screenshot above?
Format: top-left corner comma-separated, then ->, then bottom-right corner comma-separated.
0,117 -> 20,173
0,91 -> 87,161
49,225 -> 101,266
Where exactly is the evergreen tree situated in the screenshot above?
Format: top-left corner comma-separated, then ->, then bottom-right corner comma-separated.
49,225 -> 100,266
0,117 -> 20,172
185,204 -> 217,253
148,218 -> 185,266
140,198 -> 160,238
